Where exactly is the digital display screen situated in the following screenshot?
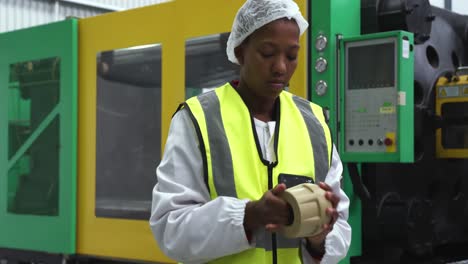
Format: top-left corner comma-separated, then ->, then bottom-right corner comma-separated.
347,42 -> 395,89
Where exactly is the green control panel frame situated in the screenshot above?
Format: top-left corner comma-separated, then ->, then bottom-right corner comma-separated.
339,31 -> 414,163
310,1 -> 362,262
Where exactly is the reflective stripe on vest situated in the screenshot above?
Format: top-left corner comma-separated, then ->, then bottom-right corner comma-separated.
197,92 -> 237,198
184,83 -> 332,264
292,95 -> 332,183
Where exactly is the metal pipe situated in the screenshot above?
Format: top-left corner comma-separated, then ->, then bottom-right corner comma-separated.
335,34 -> 343,148
54,0 -> 60,21
58,0 -> 124,12
445,0 -> 451,11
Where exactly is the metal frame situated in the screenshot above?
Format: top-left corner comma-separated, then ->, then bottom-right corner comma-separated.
0,248 -> 65,264
58,0 -> 124,12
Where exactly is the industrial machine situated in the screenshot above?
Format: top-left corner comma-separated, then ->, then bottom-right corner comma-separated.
310,0 -> 468,263
1,0 -> 468,263
358,2 -> 468,263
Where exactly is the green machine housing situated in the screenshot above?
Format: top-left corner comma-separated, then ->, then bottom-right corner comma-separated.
339,31 -> 414,163
0,19 -> 78,254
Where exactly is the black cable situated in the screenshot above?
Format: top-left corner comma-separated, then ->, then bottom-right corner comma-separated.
347,163 -> 371,201
272,233 -> 277,264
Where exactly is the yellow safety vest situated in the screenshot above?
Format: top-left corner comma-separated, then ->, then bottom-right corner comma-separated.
184,83 -> 333,264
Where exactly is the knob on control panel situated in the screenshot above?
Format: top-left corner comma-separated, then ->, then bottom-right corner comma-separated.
377,139 -> 384,146
384,138 -> 393,146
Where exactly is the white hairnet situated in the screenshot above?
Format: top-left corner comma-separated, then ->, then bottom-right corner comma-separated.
226,0 -> 309,64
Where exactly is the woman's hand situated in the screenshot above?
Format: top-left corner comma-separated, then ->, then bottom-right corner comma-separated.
243,183 -> 290,233
307,182 -> 340,248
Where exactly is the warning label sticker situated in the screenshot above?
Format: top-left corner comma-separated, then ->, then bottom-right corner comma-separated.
380,106 -> 395,114
438,86 -> 459,97
463,86 -> 468,96
440,88 -> 447,97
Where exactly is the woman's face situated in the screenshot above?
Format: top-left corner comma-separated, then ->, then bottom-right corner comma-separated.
235,18 -> 300,98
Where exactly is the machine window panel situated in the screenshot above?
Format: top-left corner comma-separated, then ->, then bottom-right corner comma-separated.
442,125 -> 468,148
95,44 -> 162,220
441,102 -> 468,149
185,32 -> 239,98
7,57 -> 60,216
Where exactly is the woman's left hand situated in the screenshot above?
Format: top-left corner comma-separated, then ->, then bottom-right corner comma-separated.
307,182 -> 340,246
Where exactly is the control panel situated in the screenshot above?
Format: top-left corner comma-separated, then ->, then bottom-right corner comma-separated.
339,31 -> 414,163
345,39 -> 397,153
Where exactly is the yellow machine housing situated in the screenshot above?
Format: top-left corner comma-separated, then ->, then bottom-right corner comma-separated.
77,0 -> 309,263
435,73 -> 468,158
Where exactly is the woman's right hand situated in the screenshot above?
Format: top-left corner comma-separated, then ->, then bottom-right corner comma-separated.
243,183 -> 290,232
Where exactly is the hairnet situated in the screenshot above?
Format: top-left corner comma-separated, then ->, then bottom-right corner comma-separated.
226,0 -> 309,65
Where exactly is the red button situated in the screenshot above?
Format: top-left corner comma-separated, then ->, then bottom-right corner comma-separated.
384,138 -> 393,146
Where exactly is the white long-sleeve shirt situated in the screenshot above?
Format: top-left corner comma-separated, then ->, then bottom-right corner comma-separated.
150,108 -> 351,264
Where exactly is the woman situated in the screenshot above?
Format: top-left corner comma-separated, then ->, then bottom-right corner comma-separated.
150,0 -> 351,263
